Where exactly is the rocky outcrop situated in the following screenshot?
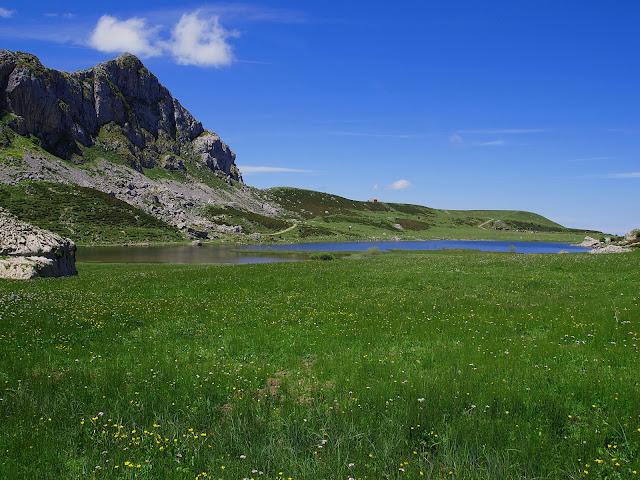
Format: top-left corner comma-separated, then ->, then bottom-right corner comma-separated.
589,245 -> 631,254
0,50 -> 240,181
625,229 -> 639,244
578,236 -> 602,248
0,208 -> 77,279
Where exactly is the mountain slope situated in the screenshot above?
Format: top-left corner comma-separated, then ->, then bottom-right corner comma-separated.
0,50 -> 240,180
0,51 -> 598,245
0,51 -> 285,239
0,181 -> 182,244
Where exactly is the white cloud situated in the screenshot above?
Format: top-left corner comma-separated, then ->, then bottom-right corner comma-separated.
387,179 -> 411,190
89,15 -> 162,57
0,7 -> 14,18
240,165 -> 312,174
169,12 -> 235,67
87,11 -> 236,67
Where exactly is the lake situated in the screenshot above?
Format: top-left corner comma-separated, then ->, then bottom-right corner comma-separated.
79,240 -> 588,264
247,240 -> 589,254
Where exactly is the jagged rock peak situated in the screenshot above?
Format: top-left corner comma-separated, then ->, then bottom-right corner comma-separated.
0,49 -> 241,181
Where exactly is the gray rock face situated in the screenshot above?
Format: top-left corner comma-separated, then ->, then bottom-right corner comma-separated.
624,229 -> 639,243
589,245 -> 631,254
0,208 -> 77,279
578,236 -> 602,248
192,133 -> 240,179
0,50 -> 240,180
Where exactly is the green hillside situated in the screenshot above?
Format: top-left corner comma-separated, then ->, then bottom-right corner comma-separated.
0,182 -> 181,244
0,129 -> 598,245
264,187 -> 598,243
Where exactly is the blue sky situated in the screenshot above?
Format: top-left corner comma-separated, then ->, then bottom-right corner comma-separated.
0,1 -> 638,233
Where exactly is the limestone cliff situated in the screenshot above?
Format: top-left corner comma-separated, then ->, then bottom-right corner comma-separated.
0,50 -> 240,181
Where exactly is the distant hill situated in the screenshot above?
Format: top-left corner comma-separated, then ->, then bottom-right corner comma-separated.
0,50 -> 599,245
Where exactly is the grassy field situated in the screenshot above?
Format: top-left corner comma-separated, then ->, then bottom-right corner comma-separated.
1,251 -> 639,479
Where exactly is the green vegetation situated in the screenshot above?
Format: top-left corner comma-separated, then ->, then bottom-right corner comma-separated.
0,124 -> 599,245
0,115 -> 52,164
267,187 -> 393,217
0,181 -> 181,244
78,144 -> 129,168
13,51 -> 50,77
1,251 -> 639,478
264,187 -> 598,243
203,205 -> 292,234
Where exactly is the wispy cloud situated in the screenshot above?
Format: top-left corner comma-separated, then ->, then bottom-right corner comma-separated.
0,7 -> 14,18
606,128 -> 640,134
386,179 -> 411,190
475,139 -> 506,147
449,133 -> 463,145
240,166 -> 313,174
458,128 -> 546,135
601,172 -> 640,179
184,4 -> 308,24
570,156 -> 611,163
328,131 -> 421,139
43,12 -> 76,19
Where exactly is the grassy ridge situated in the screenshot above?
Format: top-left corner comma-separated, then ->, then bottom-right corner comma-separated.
1,251 -> 639,478
264,187 -> 597,243
0,181 -> 181,244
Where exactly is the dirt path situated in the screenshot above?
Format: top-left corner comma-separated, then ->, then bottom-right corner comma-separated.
477,218 -> 494,229
265,222 -> 298,236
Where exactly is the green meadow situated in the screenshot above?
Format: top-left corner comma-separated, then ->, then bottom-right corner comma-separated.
1,251 -> 639,479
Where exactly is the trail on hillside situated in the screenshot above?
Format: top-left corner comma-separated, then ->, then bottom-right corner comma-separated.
265,222 -> 299,236
477,218 -> 494,229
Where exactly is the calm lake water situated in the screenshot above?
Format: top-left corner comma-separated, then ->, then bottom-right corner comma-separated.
78,244 -> 303,265
248,240 -> 589,254
80,240 -> 588,264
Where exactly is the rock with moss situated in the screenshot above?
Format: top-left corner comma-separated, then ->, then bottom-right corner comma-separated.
0,50 -> 241,180
0,207 -> 77,279
624,229 -> 639,244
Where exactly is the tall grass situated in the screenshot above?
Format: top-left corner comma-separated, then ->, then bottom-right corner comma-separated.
0,251 -> 638,478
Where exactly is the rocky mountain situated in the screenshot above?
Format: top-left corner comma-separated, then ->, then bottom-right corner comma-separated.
0,50 -> 240,180
0,51 -> 284,239
0,50 -> 605,245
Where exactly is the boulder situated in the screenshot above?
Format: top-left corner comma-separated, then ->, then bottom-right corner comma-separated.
624,229 -> 640,243
0,208 -> 77,279
187,227 -> 209,239
589,245 -> 631,254
578,236 -> 601,248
